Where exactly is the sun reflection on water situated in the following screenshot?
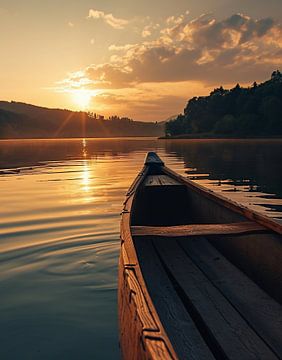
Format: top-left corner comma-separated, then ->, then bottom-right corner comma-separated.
81,160 -> 91,194
81,139 -> 91,194
82,138 -> 87,158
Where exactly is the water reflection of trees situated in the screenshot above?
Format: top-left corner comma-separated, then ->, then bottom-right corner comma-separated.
164,140 -> 282,197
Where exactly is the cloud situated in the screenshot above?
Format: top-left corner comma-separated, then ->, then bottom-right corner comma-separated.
73,13 -> 282,89
87,9 -> 128,29
108,44 -> 135,52
166,11 -> 190,26
57,12 -> 282,120
142,27 -> 152,38
141,23 -> 160,38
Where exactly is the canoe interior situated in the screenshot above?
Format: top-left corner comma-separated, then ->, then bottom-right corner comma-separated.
131,167 -> 282,302
132,171 -> 247,227
125,165 -> 282,359
133,235 -> 282,360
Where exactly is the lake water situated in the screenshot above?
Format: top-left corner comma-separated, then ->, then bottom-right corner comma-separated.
0,138 -> 282,359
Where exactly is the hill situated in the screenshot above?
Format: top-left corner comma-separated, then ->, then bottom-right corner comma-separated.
0,101 -> 164,138
165,71 -> 282,138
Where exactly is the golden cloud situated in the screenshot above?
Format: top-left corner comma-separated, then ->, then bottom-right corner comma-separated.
87,9 -> 129,29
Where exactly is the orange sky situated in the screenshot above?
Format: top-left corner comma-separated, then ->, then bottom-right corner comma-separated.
0,0 -> 281,121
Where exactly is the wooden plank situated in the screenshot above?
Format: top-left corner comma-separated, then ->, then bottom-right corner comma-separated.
144,152 -> 164,166
134,238 -> 215,360
119,255 -> 148,360
143,336 -> 175,360
179,236 -> 282,357
144,175 -> 182,187
132,221 -> 266,237
154,237 -> 278,360
124,268 -> 158,331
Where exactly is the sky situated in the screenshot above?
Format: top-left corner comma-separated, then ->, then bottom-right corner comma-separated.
0,0 -> 281,121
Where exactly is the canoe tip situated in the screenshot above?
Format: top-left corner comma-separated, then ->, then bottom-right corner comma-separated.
145,152 -> 165,166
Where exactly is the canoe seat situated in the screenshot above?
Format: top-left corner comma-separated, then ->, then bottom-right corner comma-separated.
131,221 -> 266,237
144,175 -> 183,187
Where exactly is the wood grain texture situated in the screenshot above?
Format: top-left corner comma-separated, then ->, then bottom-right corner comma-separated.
154,237 -> 278,360
144,175 -> 182,187
143,337 -> 174,359
179,236 -> 282,357
119,247 -> 178,360
124,268 -> 158,331
119,255 -> 149,360
132,222 -> 266,237
134,238 -> 216,360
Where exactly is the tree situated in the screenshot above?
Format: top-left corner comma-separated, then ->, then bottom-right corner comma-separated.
165,70 -> 282,137
214,115 -> 236,134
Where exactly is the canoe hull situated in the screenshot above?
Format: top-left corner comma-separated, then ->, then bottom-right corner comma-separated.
118,152 -> 282,359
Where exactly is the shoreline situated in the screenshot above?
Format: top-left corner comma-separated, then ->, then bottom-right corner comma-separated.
159,134 -> 282,140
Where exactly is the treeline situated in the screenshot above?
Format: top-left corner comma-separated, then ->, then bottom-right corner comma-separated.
166,71 -> 282,137
0,101 -> 163,138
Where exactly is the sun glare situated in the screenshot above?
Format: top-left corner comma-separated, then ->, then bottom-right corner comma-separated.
72,90 -> 92,110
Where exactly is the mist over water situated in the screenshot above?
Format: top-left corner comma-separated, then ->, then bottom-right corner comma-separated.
0,138 -> 281,359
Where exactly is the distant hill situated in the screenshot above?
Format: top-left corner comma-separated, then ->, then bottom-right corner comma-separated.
165,70 -> 282,138
0,101 -> 164,138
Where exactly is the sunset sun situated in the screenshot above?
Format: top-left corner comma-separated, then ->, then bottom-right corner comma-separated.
72,90 -> 92,110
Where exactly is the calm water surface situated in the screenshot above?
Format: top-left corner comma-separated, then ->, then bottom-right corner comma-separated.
0,138 -> 282,359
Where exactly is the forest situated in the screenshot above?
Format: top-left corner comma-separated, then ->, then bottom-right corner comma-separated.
165,71 -> 282,137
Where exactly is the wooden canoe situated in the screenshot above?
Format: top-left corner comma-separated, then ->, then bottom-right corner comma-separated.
119,152 -> 282,360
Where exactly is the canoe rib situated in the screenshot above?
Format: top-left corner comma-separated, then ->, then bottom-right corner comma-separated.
131,221 -> 266,237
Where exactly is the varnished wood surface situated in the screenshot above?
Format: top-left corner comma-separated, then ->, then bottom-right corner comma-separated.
119,254 -> 174,360
131,221 -> 266,237
119,254 -> 146,360
124,268 -> 158,331
179,236 -> 282,356
143,337 -> 174,359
